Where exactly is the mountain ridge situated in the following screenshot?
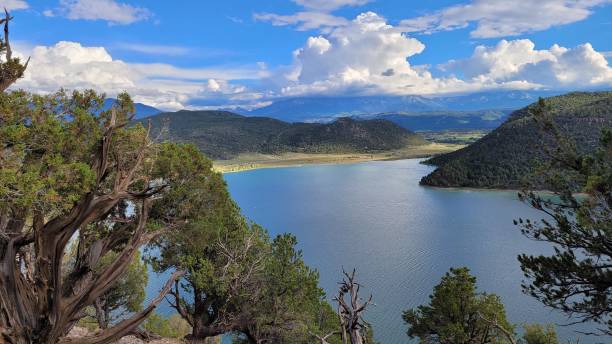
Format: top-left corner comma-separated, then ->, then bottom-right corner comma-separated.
138,110 -> 427,160
420,91 -> 612,189
240,90 -> 566,123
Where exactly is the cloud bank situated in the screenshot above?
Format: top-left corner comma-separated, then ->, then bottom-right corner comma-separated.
14,16 -> 612,110
14,41 -> 267,110
441,39 -> 612,86
277,12 -> 612,97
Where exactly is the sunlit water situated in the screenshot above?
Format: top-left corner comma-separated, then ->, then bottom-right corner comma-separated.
147,159 -> 602,343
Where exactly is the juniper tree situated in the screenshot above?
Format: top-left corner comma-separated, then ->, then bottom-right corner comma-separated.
403,267 -> 514,344
0,88 -> 230,343
516,98 -> 612,335
150,166 -> 270,340
0,9 -> 28,92
148,152 -> 340,342
334,269 -> 374,344
241,233 -> 336,343
92,252 -> 148,329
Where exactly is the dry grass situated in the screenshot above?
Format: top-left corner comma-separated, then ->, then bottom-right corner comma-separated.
213,143 -> 463,173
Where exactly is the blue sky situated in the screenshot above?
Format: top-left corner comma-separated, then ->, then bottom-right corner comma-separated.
6,0 -> 612,109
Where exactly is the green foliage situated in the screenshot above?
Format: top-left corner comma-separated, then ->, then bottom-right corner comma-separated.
403,267 -> 513,344
521,324 -> 558,344
516,100 -> 612,334
143,313 -> 191,339
0,89 -> 141,215
246,233 -> 332,343
77,314 -> 100,332
421,92 -> 612,189
148,147 -> 339,342
93,251 -> 148,327
66,249 -> 148,329
0,12 -> 28,90
0,87 -> 233,343
141,111 -> 425,159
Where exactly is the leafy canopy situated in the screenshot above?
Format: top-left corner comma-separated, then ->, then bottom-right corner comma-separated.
403,267 -> 513,344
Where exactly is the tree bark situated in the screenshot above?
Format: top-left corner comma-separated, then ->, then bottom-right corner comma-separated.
59,270 -> 184,344
0,107 -> 178,343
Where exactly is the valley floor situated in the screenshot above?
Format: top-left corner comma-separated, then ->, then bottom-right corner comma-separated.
213,143 -> 463,173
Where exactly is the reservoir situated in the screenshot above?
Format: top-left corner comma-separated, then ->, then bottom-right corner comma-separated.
150,159 -> 600,343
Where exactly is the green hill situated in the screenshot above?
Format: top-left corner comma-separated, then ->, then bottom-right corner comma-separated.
140,110 -> 426,159
420,91 -> 612,189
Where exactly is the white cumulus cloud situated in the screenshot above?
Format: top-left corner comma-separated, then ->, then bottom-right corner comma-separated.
274,12 -> 612,98
278,12 -> 470,96
400,0 -> 612,38
13,41 -> 267,110
442,39 -> 612,87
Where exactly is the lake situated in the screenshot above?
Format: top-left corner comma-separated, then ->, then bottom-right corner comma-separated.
148,159 -> 601,343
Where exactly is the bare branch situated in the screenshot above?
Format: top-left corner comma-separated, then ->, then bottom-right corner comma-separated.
58,270 -> 185,344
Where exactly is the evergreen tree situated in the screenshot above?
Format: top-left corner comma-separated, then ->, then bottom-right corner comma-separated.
0,88 -> 217,343
92,252 -> 148,329
521,324 -> 558,344
0,9 -> 28,92
516,98 -> 612,335
403,267 -> 514,344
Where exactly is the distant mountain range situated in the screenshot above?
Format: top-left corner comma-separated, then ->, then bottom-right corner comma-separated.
354,110 -> 513,132
420,91 -> 612,189
138,110 -> 425,160
240,90 -> 565,123
103,98 -> 161,119
122,89 -> 610,133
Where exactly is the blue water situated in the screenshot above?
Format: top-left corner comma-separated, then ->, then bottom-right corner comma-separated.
147,159 -> 602,343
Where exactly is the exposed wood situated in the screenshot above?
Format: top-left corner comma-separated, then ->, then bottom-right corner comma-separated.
0,104 -> 185,343
477,312 -> 517,344
0,9 -> 28,92
334,269 -> 373,344
59,270 -> 185,344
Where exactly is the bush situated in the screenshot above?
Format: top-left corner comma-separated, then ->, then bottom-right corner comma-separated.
522,324 -> 558,344
142,313 -> 191,339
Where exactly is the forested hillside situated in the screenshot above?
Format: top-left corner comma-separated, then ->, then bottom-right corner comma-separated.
420,92 -> 612,189
141,110 -> 426,159
357,109 -> 512,131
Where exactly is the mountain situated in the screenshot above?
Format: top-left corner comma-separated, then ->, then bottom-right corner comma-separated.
355,109 -> 513,132
244,95 -> 444,122
420,91 -> 612,189
242,90 -> 564,124
103,99 -> 161,119
140,110 -> 426,160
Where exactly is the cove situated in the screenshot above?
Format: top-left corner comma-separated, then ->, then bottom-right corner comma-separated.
149,159 -> 599,343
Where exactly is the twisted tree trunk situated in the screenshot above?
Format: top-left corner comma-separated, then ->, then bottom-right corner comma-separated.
0,96 -> 184,343
334,269 -> 373,344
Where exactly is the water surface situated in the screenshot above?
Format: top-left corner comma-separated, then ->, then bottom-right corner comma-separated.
149,159 -> 601,343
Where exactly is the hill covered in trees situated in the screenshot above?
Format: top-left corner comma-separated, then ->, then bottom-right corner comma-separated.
141,110 -> 426,159
355,109 -> 512,131
420,91 -> 612,189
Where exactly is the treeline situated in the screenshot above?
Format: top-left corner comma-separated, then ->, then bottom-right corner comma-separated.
140,111 -> 425,160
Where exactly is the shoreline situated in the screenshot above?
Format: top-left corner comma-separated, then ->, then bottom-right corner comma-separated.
212,143 -> 463,174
